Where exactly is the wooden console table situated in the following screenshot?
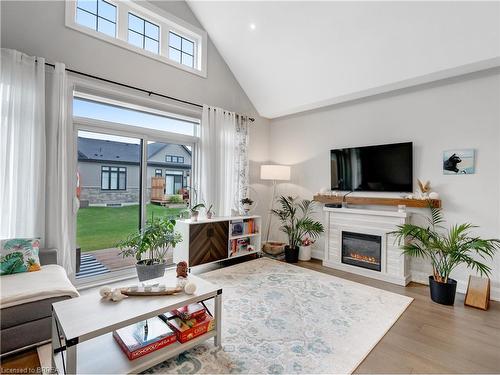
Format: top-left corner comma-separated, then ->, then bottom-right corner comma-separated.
313,194 -> 441,208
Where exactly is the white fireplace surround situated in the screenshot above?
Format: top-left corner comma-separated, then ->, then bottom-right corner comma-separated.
323,207 -> 411,286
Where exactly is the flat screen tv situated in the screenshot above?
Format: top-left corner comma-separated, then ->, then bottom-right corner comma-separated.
330,142 -> 413,192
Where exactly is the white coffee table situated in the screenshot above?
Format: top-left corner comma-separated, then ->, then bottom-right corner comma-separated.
51,272 -> 222,374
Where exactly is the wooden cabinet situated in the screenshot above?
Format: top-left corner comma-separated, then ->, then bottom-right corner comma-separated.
188,221 -> 228,266
174,216 -> 261,268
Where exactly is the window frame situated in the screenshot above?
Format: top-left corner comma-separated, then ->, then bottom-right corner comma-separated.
155,168 -> 163,177
75,0 -> 117,37
101,165 -> 127,191
127,12 -> 160,54
168,31 -> 195,68
65,0 -> 207,77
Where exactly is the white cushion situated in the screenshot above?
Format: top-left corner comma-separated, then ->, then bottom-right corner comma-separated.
1,264 -> 79,309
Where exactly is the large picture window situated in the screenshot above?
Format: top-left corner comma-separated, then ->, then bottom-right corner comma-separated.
75,94 -> 198,282
101,166 -> 127,190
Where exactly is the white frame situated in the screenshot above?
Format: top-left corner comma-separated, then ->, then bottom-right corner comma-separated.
65,0 -> 208,77
69,75 -> 200,287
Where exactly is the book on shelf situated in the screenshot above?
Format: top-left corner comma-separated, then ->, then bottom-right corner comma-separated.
113,317 -> 177,360
229,237 -> 252,257
231,220 -> 244,236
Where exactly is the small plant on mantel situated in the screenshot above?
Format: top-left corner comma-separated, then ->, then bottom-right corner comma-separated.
391,204 -> 500,305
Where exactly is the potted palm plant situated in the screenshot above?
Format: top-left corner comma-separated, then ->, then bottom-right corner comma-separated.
392,205 -> 499,305
271,196 -> 324,263
117,217 -> 182,281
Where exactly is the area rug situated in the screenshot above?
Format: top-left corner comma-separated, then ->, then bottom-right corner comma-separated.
147,258 -> 413,374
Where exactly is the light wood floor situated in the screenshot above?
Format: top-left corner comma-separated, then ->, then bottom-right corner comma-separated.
297,259 -> 500,374
3,257 -> 499,374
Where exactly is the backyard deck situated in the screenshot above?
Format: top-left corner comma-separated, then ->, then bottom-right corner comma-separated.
76,247 -> 174,278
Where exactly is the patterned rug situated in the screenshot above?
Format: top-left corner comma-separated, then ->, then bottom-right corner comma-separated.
147,258 -> 413,374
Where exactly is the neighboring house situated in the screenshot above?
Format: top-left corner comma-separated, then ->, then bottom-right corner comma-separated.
78,137 -> 191,206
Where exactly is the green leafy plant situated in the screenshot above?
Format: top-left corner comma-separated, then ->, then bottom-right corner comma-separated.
271,196 -> 324,248
117,216 -> 182,265
392,205 -> 500,283
167,194 -> 184,204
190,203 -> 205,213
206,204 -> 214,214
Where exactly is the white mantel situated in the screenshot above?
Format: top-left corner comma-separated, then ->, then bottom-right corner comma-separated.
323,207 -> 411,286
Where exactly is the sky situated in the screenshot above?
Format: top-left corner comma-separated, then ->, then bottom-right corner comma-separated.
73,98 -> 198,140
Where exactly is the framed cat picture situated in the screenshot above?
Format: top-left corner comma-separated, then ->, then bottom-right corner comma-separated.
443,149 -> 475,175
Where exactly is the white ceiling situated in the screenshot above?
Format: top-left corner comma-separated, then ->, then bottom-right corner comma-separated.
187,1 -> 500,119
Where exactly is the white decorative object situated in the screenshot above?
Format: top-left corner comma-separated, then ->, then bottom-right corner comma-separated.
406,194 -> 414,199
111,289 -> 127,302
99,286 -> 127,302
176,277 -> 189,289
298,246 -> 312,261
429,192 -> 440,200
158,284 -> 166,291
184,282 -> 197,295
99,286 -> 112,298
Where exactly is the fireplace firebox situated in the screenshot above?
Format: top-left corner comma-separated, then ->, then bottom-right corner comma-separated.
341,231 -> 382,271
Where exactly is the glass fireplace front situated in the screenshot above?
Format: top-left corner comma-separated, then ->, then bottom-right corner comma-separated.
341,231 -> 382,271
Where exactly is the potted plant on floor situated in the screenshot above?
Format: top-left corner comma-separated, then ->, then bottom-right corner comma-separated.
392,205 -> 499,305
117,217 -> 182,281
299,237 -> 315,261
271,196 -> 324,263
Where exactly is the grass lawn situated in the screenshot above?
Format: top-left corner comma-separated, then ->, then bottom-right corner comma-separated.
77,204 -> 184,252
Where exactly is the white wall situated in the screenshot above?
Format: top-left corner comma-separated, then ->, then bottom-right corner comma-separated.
269,69 -> 500,299
0,0 -> 271,223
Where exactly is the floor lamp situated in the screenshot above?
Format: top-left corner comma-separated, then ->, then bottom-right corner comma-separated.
260,164 -> 291,245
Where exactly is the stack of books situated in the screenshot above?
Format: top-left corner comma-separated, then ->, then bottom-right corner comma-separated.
113,317 -> 177,360
161,303 -> 215,343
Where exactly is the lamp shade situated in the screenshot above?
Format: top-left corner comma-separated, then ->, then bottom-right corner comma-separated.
260,164 -> 291,181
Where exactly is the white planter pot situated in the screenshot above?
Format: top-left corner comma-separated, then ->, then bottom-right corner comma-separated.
298,245 -> 312,261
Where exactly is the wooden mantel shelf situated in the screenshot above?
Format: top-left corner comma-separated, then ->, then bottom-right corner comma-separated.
313,194 -> 441,208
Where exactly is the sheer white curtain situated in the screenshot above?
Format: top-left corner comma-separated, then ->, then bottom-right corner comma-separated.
0,49 -> 74,275
234,115 -> 250,210
195,106 -> 236,216
195,105 -> 250,217
45,63 -> 74,275
0,49 -> 46,240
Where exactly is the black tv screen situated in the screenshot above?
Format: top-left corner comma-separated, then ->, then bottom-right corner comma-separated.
331,142 -> 413,192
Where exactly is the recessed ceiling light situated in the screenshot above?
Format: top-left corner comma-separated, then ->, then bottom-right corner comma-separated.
249,23 -> 256,30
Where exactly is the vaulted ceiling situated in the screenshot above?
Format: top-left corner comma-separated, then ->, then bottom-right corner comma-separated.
187,1 -> 500,119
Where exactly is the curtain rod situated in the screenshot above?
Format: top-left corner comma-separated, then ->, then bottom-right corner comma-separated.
43,62 -> 255,122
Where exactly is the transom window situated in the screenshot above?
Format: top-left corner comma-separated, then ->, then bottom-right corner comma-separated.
101,166 -> 126,190
166,155 -> 184,163
67,1 -> 207,76
76,0 -> 116,37
155,169 -> 163,177
128,13 -> 160,54
169,32 -> 194,68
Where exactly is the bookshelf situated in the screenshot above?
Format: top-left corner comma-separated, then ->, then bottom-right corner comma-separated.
174,215 -> 262,267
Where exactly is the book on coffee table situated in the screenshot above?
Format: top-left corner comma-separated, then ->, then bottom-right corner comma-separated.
171,303 -> 207,321
113,316 -> 177,360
